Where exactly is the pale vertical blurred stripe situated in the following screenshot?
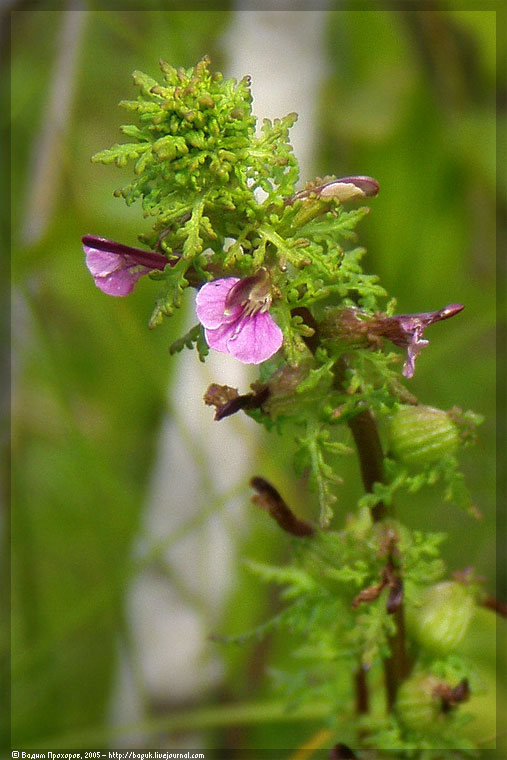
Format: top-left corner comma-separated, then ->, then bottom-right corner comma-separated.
21,5 -> 86,246
225,5 -> 330,185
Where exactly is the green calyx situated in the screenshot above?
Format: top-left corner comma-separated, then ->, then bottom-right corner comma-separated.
406,580 -> 475,654
396,673 -> 446,731
387,405 -> 459,467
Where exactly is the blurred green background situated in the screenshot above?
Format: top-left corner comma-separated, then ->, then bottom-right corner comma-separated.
9,5 -> 503,755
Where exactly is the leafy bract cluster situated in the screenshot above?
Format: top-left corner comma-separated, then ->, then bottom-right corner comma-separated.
92,56 -> 383,330
241,516 -> 444,660
93,57 -> 478,530
236,517 -> 479,752
93,55 -> 302,325
92,58 -> 397,521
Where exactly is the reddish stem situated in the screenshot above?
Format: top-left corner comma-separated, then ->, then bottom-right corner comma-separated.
347,409 -> 386,521
481,595 -> 507,617
355,667 -> 369,714
344,396 -> 408,710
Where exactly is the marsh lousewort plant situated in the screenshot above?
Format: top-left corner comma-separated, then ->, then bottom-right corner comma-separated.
84,57 -> 499,755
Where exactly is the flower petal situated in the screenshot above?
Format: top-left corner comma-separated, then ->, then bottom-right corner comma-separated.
97,265 -> 148,297
83,236 -> 171,297
227,311 -> 283,363
84,248 -> 123,278
203,320 -> 240,355
204,311 -> 283,364
84,246 -> 150,296
195,278 -> 242,329
403,343 -> 422,378
208,311 -> 282,364
99,269 -> 150,296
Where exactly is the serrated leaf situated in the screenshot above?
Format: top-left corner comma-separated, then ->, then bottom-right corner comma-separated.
244,559 -> 317,593
119,124 -> 146,140
296,361 -> 335,394
132,69 -> 160,94
92,142 -> 150,167
148,263 -> 189,327
119,99 -> 159,114
182,197 -> 205,259
169,323 -> 202,355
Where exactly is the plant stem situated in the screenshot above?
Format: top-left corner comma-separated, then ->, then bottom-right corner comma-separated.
36,698 -> 331,749
355,666 -> 369,714
347,409 -> 386,522
322,341 -> 409,714
384,605 -> 408,710
343,391 -> 408,710
481,594 -> 507,617
330,358 -> 385,522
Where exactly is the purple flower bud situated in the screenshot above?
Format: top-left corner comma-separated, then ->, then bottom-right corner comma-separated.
82,235 -> 170,297
195,271 -> 283,364
317,175 -> 379,201
288,175 -> 379,205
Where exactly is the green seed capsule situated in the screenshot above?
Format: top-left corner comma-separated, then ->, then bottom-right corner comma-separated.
387,405 -> 459,466
406,581 -> 474,654
396,673 -> 443,731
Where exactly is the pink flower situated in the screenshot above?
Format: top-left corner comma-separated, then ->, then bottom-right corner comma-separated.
369,303 -> 465,378
195,270 -> 283,364
321,303 -> 465,379
82,235 -> 169,296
